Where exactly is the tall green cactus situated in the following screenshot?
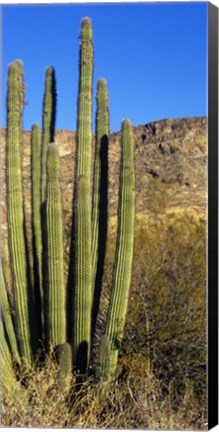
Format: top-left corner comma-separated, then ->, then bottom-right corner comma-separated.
91,78 -> 109,335
6,61 -> 32,362
45,143 -> 66,349
73,17 -> 93,373
41,67 -> 56,204
31,124 -> 44,335
92,78 -> 109,288
0,261 -> 20,363
104,119 -> 135,378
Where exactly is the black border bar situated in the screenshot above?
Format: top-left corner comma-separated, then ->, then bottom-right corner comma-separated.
208,2 -> 218,429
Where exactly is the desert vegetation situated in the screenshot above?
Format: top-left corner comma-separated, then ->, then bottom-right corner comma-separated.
1,17 -> 207,429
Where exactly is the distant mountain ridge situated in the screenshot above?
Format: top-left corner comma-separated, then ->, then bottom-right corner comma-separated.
1,116 -> 207,245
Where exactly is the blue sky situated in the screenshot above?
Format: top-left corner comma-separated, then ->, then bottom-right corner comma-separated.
2,2 -> 208,132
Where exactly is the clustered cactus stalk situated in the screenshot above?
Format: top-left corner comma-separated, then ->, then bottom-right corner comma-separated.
92,78 -> 109,289
1,17 -> 135,392
6,60 -> 32,363
46,143 -> 66,349
104,119 -> 135,378
31,123 -> 44,333
73,17 -> 93,374
41,66 -> 56,205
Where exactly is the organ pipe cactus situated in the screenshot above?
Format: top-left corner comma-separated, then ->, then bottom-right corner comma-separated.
41,67 -> 56,204
31,124 -> 44,333
104,119 -> 135,379
45,143 -> 66,348
73,17 -> 93,373
6,61 -> 32,362
92,78 -> 109,289
2,18 -> 136,392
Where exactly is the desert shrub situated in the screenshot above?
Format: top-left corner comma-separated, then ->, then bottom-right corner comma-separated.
117,209 -> 206,416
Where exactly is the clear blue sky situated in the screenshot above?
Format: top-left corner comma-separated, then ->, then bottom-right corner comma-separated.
2,2 -> 208,132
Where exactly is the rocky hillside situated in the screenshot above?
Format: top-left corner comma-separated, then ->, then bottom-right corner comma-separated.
1,116 -> 207,247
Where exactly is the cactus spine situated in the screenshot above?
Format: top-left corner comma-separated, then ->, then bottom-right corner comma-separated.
104,119 -> 135,378
31,124 -> 44,333
41,67 -> 56,204
92,78 -> 109,289
73,17 -> 93,372
46,143 -> 66,348
6,61 -> 32,362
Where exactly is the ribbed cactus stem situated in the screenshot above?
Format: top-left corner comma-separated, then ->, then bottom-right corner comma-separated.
0,261 -> 20,363
104,119 -> 135,378
92,78 -> 109,289
6,61 -> 32,362
74,175 -> 92,373
31,124 -> 44,333
76,17 -> 93,179
2,243 -> 12,295
0,321 -> 18,390
99,334 -> 110,380
46,143 -> 66,348
41,67 -> 56,204
56,342 -> 72,384
73,17 -> 93,373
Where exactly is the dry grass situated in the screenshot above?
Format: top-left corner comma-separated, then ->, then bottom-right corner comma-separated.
1,353 -> 207,429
